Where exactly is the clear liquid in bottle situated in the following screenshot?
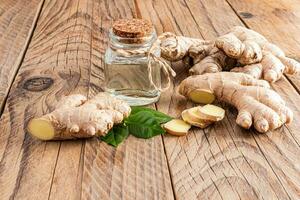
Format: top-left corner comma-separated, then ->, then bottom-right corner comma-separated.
104,61 -> 161,106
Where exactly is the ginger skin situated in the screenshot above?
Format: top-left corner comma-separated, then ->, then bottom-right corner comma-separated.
178,72 -> 293,133
159,32 -> 212,62
158,32 -> 237,75
27,93 -> 131,140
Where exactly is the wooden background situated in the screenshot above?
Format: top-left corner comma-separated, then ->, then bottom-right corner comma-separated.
0,0 -> 299,199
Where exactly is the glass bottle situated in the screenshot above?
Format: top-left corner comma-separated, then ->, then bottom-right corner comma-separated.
104,19 -> 161,106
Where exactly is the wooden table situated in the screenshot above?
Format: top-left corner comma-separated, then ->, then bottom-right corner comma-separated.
0,0 -> 300,199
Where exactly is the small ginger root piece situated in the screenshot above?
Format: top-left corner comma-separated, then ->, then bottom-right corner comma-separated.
181,107 -> 213,128
198,104 -> 225,121
163,119 -> 191,136
158,32 -> 212,62
27,93 -> 131,140
179,72 -> 293,133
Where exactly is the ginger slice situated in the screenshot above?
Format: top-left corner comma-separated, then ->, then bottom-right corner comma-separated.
198,104 -> 225,121
188,89 -> 215,104
181,108 -> 212,129
187,107 -> 213,123
163,119 -> 191,136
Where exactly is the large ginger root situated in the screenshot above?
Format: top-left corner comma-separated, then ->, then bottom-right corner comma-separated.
178,72 -> 293,133
27,93 -> 131,140
158,27 -> 300,83
215,26 -> 300,82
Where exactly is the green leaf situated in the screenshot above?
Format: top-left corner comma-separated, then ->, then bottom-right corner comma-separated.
125,111 -> 166,139
100,124 -> 129,147
128,123 -> 165,139
101,107 -> 172,145
130,106 -> 172,124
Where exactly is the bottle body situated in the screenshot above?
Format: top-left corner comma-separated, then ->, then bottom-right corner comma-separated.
104,29 -> 161,106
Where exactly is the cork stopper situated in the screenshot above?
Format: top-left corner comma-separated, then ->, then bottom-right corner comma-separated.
112,18 -> 154,38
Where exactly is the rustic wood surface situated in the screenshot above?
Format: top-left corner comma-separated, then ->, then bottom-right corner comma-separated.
0,0 -> 44,112
0,0 -> 299,199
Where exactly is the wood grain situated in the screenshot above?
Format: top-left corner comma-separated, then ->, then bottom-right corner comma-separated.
1,0 -> 300,199
136,0 -> 300,199
81,0 -> 174,199
226,0 -> 300,92
0,0 -> 44,113
0,0 -> 92,199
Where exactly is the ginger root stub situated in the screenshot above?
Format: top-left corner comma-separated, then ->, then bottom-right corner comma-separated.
27,93 -> 131,140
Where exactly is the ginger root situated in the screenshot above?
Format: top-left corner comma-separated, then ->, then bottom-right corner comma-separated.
179,72 -> 293,133
215,26 -> 300,82
163,119 -> 191,136
158,32 -> 233,74
159,32 -> 212,62
27,93 -> 131,140
158,27 -> 300,83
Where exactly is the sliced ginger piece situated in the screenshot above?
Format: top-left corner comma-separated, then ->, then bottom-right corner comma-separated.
198,104 -> 225,121
181,108 -> 212,129
188,89 -> 215,104
187,107 -> 213,124
163,119 -> 191,136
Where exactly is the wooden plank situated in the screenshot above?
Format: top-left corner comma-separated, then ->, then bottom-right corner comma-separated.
47,0 -> 93,198
80,0 -> 175,199
0,0 -> 93,199
136,0 -> 300,199
0,0 -> 44,113
226,0 -> 300,92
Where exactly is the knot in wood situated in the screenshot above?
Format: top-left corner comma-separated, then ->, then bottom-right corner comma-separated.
23,77 -> 53,92
239,12 -> 254,19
